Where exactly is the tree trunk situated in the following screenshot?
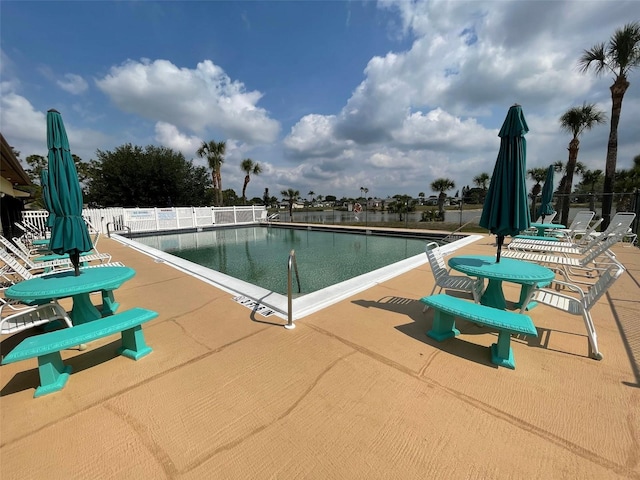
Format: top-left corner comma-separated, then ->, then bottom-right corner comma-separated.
562,138 -> 580,226
437,192 -> 446,217
242,175 -> 250,204
601,75 -> 629,230
555,176 -> 566,214
216,170 -> 223,206
589,189 -> 596,213
211,172 -> 218,206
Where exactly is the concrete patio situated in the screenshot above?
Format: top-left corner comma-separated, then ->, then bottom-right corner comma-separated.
1,233 -> 639,479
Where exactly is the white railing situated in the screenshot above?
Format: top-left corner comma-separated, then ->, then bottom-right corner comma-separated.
22,206 -> 268,235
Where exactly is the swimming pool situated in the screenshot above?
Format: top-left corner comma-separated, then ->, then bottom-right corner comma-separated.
116,225 -> 481,320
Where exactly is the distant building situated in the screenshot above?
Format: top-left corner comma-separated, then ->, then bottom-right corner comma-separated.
1,132 -> 32,238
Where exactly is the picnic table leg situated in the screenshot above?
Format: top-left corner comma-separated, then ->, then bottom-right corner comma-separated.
490,331 -> 516,369
514,281 -> 552,311
480,279 -> 507,310
427,310 -> 460,342
515,285 -> 537,311
70,293 -> 102,325
100,290 -> 119,316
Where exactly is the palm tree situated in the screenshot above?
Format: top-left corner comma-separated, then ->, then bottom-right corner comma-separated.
553,160 -> 586,217
527,167 -> 548,219
579,21 -> 640,229
430,178 -> 455,219
240,158 -> 262,205
558,103 -> 607,225
263,187 -> 270,207
473,172 -> 490,203
197,140 -> 226,206
281,188 -> 300,220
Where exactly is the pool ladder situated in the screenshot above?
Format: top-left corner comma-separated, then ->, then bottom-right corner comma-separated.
442,215 -> 480,243
286,249 -> 301,329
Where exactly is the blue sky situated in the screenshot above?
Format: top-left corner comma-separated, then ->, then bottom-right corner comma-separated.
1,1 -> 639,201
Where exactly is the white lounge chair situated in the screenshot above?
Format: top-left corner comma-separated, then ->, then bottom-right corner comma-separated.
422,242 -> 484,311
509,218 -> 604,251
519,261 -> 625,360
521,212 -> 558,236
506,218 -> 628,256
533,211 -> 557,224
1,235 -> 110,272
546,211 -> 595,241
1,300 -> 72,336
502,233 -> 621,284
585,212 -> 636,241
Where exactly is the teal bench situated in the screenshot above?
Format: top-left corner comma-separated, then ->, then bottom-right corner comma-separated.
513,235 -> 559,242
2,307 -> 158,398
419,294 -> 537,369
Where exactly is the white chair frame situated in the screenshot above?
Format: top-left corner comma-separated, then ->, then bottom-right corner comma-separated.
519,261 -> 625,360
422,242 -> 484,311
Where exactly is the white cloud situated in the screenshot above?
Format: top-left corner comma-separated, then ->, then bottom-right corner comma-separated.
0,82 -> 110,162
3,2 -> 638,201
284,114 -> 353,158
96,59 -> 280,144
279,0 -> 639,198
154,122 -> 202,156
0,86 -> 46,149
57,73 -> 89,95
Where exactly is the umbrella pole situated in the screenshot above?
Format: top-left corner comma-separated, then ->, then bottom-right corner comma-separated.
70,251 -> 81,276
496,235 -> 504,263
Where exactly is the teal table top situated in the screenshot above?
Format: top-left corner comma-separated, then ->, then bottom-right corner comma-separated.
531,223 -> 566,229
32,238 -> 50,245
5,266 -> 135,300
448,255 -> 555,285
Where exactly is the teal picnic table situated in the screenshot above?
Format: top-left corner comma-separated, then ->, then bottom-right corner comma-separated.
32,238 -> 50,246
448,255 -> 555,310
530,222 -> 566,237
5,266 -> 135,325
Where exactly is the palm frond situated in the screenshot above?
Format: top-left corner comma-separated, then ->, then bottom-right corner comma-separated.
578,43 -> 607,75
608,21 -> 640,73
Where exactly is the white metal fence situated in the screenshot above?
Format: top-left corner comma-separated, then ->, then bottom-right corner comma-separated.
22,206 -> 268,235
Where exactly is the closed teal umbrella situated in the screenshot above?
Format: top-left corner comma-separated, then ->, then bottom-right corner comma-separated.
537,165 -> 555,222
479,104 -> 531,262
40,169 -> 55,228
46,109 -> 93,275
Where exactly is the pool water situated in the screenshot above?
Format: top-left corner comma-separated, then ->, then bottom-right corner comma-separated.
135,226 -> 429,295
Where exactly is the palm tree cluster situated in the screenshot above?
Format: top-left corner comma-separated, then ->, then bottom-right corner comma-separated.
578,21 -> 640,229
197,140 -> 226,207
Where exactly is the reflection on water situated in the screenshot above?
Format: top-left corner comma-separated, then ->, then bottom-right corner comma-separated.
280,207 -> 601,226
135,226 -> 426,295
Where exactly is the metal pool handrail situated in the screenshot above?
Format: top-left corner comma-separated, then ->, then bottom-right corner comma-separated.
442,215 -> 480,243
286,249 -> 301,329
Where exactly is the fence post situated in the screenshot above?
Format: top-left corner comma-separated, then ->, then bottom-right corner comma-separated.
633,188 -> 640,237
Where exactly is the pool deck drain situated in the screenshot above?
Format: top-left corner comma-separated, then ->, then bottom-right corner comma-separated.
232,295 -> 275,317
